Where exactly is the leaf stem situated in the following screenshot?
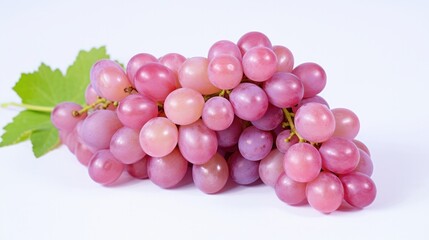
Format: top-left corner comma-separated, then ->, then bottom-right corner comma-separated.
1,102 -> 53,113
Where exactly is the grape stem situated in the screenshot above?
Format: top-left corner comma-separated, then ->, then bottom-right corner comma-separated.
282,108 -> 305,143
1,102 -> 53,112
73,98 -> 115,116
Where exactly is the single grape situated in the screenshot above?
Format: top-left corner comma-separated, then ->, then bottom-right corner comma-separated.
275,173 -> 307,205
283,142 -> 322,182
275,129 -> 299,154
126,156 -> 149,179
294,102 -> 336,143
178,119 -> 218,164
339,172 -> 377,208
51,102 -> 86,132
251,104 -> 284,131
216,117 -> 243,148
208,40 -> 242,61
272,45 -> 294,72
242,46 -> 277,82
207,54 -> 243,90
192,153 -> 229,194
331,108 -> 360,140
353,139 -> 371,156
110,127 -> 146,164
292,62 -> 327,98
64,126 -> 79,153
291,95 -> 330,113
238,126 -> 273,161
116,94 -> 158,130
85,84 -> 98,105
229,82 -> 269,121
88,150 -> 124,185
306,172 -> 344,213
164,88 -> 205,125
90,60 -> 131,101
178,57 -> 220,95
147,148 -> 188,189
75,141 -> 94,166
202,96 -> 234,131
126,53 -> 157,85
259,149 -> 284,187
139,117 -> 178,158
262,72 -> 304,108
353,149 -> 374,176
319,137 -> 360,174
237,31 -> 272,55
228,151 -> 260,185
158,53 -> 186,78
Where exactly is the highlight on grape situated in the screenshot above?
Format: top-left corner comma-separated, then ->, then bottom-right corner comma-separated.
29,32 -> 378,213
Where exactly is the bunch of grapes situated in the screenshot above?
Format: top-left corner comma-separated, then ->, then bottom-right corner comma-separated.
51,32 -> 376,213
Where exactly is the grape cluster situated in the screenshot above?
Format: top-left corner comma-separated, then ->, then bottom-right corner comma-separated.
51,32 -> 376,213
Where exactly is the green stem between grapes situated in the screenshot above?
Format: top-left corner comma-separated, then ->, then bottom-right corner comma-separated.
282,108 -> 305,143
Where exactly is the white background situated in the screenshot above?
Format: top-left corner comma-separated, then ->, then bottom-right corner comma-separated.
1,0 -> 428,239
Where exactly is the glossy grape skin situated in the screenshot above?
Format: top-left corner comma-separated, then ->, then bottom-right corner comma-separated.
331,108 -> 360,140
292,62 -> 327,98
158,53 -> 186,77
263,72 -> 304,108
147,148 -> 188,189
229,83 -> 268,121
306,172 -> 344,213
126,156 -> 149,179
353,149 -> 374,176
134,63 -> 177,102
251,104 -> 284,131
80,110 -> 123,151
228,151 -> 260,185
272,45 -> 294,72
178,119 -> 218,165
283,143 -> 322,183
216,117 -> 243,148
192,153 -> 229,194
292,95 -> 330,113
353,139 -> 371,156
275,173 -> 307,205
116,94 -> 158,130
85,84 -> 98,105
237,31 -> 272,55
90,60 -> 131,101
259,149 -> 284,187
110,127 -> 146,164
207,54 -> 243,90
202,96 -> 234,131
51,102 -> 86,132
75,142 -> 94,166
238,126 -> 273,161
339,172 -> 377,208
294,102 -> 336,143
164,88 -> 205,125
88,150 -> 124,185
126,53 -> 157,85
242,46 -> 277,82
208,40 -> 242,61
275,129 -> 299,154
178,57 -> 220,95
319,137 -> 360,174
139,117 -> 178,158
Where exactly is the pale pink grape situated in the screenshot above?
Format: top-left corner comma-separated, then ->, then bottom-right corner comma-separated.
51,102 -> 86,132
251,104 -> 283,131
319,137 -> 360,174
292,62 -> 327,98
164,88 -> 205,125
192,153 -> 229,194
228,151 -> 260,185
88,150 -> 124,185
75,142 -> 94,166
339,172 -> 377,208
178,57 -> 220,95
116,94 -> 158,130
306,172 -> 344,213
292,95 -> 330,113
216,117 -> 243,148
90,60 -> 131,101
85,84 -> 98,105
263,72 -> 304,108
259,149 -> 285,187
134,63 -> 177,102
202,96 -> 234,131
126,156 -> 149,179
158,53 -> 186,77
353,149 -> 374,176
229,83 -> 269,121
147,148 -> 188,189
332,108 -> 360,140
139,117 -> 178,158
238,126 -> 273,161
208,40 -> 242,61
273,45 -> 294,72
110,127 -> 146,164
283,143 -> 322,182
207,54 -> 243,90
237,31 -> 272,55
275,129 -> 299,154
353,139 -> 371,156
126,53 -> 157,85
275,173 -> 307,205
242,46 -> 277,82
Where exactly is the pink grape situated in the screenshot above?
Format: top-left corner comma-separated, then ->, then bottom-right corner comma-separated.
110,127 -> 146,164
80,110 -> 123,151
353,139 -> 371,156
207,54 -> 243,90
164,88 -> 205,125
178,57 -> 220,95
126,53 -> 157,85
216,117 -> 243,147
51,102 -> 86,132
292,95 -> 330,113
238,126 -> 273,161
331,108 -> 360,140
75,142 -> 94,166
306,172 -> 344,213
64,127 -> 79,153
242,46 -> 277,82
90,60 -> 131,101
85,84 -> 98,105
192,153 -> 229,194
147,148 -> 188,189
259,149 -> 285,187
275,173 -> 307,205
292,62 -> 327,98
275,129 -> 299,154
116,94 -> 158,130
339,172 -> 377,208
229,82 -> 269,121
228,151 -> 260,185
294,102 -> 336,143
134,62 -> 177,102
139,117 -> 178,158
158,53 -> 186,78
263,72 -> 304,108
283,143 -> 322,182
202,96 -> 234,131
251,104 -> 284,131
353,149 -> 374,176
178,119 -> 218,164
88,150 -> 124,185
237,31 -> 272,55
126,156 -> 149,179
208,40 -> 242,61
272,45 -> 294,72
319,137 -> 360,174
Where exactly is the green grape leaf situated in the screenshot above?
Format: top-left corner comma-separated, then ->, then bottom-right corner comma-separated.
0,47 -> 109,157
